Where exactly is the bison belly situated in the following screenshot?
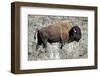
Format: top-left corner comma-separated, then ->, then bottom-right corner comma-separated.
47,31 -> 61,43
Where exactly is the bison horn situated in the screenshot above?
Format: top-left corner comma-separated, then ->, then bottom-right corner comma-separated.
73,28 -> 77,33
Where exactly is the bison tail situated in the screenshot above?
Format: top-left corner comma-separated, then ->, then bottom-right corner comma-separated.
34,31 -> 37,40
34,29 -> 38,40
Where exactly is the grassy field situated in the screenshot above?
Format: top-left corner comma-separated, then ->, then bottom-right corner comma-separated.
28,15 -> 88,61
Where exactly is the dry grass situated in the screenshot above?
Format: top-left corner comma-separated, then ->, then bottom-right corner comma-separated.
28,15 -> 88,61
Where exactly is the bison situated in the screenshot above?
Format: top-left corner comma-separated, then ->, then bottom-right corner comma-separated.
34,21 -> 82,50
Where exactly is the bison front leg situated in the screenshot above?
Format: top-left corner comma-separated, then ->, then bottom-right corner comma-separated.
60,40 -> 64,49
60,43 -> 63,49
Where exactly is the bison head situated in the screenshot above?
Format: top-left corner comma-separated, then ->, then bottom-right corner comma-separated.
68,26 -> 82,43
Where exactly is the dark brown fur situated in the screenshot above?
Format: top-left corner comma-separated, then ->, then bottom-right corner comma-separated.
35,21 -> 82,50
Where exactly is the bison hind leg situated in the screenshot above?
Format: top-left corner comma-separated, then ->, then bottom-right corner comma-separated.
36,44 -> 39,50
36,41 -> 42,50
42,40 -> 48,53
43,42 -> 47,48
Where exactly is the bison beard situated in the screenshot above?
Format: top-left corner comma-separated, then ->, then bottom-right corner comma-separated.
34,22 -> 82,50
